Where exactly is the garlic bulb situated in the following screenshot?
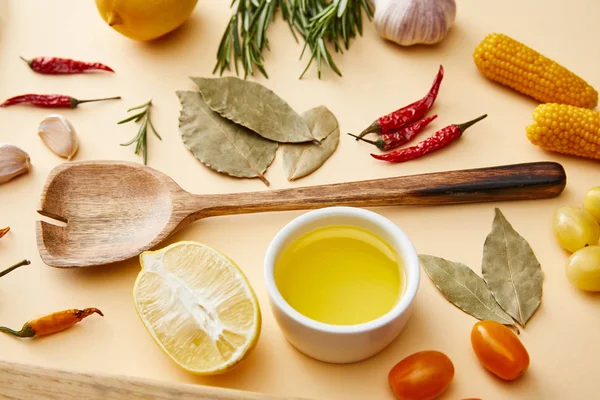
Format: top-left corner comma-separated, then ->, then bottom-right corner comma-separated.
38,114 -> 79,160
373,0 -> 456,46
0,143 -> 31,184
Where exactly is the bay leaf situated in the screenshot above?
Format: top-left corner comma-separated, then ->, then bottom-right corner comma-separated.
191,77 -> 315,143
482,208 -> 543,327
282,106 -> 340,181
419,255 -> 514,325
177,90 -> 278,186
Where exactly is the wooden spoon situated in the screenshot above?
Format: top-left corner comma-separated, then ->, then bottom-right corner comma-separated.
36,161 -> 565,268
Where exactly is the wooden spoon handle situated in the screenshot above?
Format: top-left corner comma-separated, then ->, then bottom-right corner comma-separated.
195,162 -> 565,218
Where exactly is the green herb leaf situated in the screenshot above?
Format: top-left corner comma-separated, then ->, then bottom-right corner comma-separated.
119,99 -> 160,165
482,208 -> 544,327
291,0 -> 373,78
213,0 -> 276,79
192,77 -> 314,143
177,91 -> 277,186
282,105 -> 339,181
419,255 -> 514,325
337,0 -> 349,17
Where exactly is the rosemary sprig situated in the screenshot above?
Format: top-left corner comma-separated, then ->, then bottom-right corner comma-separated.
119,100 -> 161,165
293,0 -> 373,78
214,0 -> 279,79
214,0 -> 373,79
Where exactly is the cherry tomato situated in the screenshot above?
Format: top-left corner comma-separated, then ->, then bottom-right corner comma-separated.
388,350 -> 454,400
471,320 -> 529,381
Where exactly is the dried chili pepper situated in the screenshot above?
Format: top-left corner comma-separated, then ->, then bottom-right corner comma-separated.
356,65 -> 444,140
0,226 -> 9,239
349,115 -> 438,151
371,114 -> 487,163
0,259 -> 30,279
20,56 -> 114,74
0,308 -> 103,338
1,94 -> 120,109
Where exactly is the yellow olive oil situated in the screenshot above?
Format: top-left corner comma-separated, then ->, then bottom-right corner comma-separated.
275,225 -> 403,325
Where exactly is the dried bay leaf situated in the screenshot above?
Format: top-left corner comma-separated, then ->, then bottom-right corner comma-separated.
191,77 -> 315,143
482,208 -> 543,327
283,106 -> 340,181
419,255 -> 514,325
177,90 -> 277,186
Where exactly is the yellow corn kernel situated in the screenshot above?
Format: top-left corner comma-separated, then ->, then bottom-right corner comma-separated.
474,33 -> 598,109
527,103 -> 600,160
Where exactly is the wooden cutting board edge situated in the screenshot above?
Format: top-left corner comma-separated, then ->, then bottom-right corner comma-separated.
0,360 -> 313,400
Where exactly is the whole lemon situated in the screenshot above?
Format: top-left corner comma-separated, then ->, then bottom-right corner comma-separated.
95,0 -> 198,41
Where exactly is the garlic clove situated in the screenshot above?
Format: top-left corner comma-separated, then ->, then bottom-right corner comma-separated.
373,0 -> 456,46
0,143 -> 31,184
38,114 -> 79,160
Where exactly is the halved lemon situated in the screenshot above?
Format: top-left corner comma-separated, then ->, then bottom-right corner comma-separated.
134,241 -> 261,374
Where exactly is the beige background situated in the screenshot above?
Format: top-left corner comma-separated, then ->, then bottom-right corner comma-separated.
0,0 -> 599,399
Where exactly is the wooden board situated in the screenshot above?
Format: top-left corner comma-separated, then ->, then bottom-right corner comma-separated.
0,361 -> 307,400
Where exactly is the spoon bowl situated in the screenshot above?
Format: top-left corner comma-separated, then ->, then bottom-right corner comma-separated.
37,162 -> 180,267
36,160 -> 566,267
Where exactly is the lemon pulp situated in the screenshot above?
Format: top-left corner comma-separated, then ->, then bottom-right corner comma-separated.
275,226 -> 403,325
134,241 -> 261,375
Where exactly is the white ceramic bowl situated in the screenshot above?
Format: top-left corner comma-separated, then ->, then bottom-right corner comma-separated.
264,207 -> 420,364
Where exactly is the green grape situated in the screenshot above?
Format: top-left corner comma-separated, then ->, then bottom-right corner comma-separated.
553,206 -> 600,253
566,245 -> 600,292
584,187 -> 600,222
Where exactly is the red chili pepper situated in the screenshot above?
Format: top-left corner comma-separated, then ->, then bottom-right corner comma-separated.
371,114 -> 487,163
0,94 -> 121,109
20,56 -> 114,74
356,65 -> 444,140
349,115 -> 437,151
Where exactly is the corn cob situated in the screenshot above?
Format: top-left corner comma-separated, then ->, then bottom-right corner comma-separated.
474,33 -> 598,109
527,103 -> 600,160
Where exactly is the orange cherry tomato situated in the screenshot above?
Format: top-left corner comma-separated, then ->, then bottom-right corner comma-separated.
471,320 -> 529,381
388,350 -> 454,400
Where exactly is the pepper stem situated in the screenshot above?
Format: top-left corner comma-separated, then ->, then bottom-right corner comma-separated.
0,323 -> 35,338
347,133 -> 386,150
76,96 -> 121,105
355,121 -> 381,140
348,133 -> 377,145
77,308 -> 105,319
0,259 -> 30,279
455,114 -> 488,133
19,56 -> 33,67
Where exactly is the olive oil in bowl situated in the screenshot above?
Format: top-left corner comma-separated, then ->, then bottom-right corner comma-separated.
274,225 -> 404,326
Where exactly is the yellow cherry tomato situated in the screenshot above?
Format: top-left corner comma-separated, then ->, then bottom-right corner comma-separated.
566,245 -> 600,291
553,206 -> 600,252
584,186 -> 600,222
